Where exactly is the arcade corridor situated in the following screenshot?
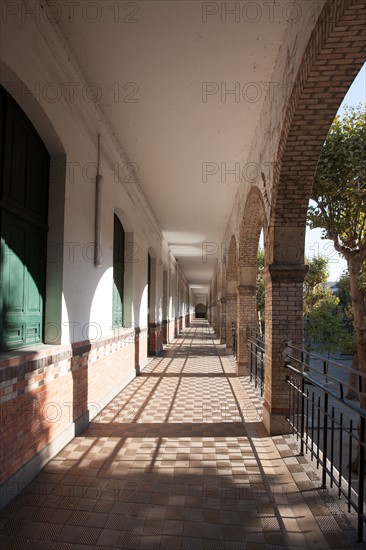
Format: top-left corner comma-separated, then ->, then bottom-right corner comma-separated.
1,1 -> 366,547
0,321 -> 363,549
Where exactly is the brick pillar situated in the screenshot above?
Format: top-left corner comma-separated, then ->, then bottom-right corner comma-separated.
216,299 -> 221,339
211,302 -> 216,332
236,285 -> 257,376
220,297 -> 226,344
262,264 -> 308,435
225,294 -> 236,350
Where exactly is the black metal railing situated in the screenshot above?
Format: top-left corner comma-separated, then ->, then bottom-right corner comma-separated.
283,342 -> 366,542
247,333 -> 265,396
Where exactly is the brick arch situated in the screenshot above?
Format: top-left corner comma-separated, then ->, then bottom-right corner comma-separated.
262,0 -> 365,433
270,0 -> 366,237
239,186 -> 266,267
226,235 -> 238,285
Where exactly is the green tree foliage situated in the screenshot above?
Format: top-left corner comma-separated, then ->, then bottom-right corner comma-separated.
303,256 -> 328,348
336,270 -> 355,354
309,104 -> 366,252
304,256 -> 329,313
308,103 -> 366,409
305,288 -> 344,358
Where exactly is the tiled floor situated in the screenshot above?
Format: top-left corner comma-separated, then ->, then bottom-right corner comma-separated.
1,321 -> 365,549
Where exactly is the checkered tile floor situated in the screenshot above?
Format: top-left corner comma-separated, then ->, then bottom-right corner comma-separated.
1,321 -> 365,549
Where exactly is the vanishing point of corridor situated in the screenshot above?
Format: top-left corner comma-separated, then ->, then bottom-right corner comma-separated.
0,321 -> 364,550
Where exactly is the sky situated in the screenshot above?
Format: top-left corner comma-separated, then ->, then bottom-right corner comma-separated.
304,62 -> 366,281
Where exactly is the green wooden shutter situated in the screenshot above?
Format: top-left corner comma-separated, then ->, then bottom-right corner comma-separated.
0,86 -> 49,351
112,214 -> 125,328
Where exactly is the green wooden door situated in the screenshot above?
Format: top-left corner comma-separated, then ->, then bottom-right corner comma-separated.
112,214 -> 125,328
0,86 -> 49,351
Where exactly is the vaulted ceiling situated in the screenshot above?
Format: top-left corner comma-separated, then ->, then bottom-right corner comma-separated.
54,0 -> 310,294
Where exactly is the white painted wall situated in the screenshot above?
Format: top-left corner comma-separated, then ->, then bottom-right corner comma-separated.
0,2 -> 189,344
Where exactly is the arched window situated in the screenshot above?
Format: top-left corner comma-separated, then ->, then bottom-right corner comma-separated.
112,214 -> 125,328
0,86 -> 49,351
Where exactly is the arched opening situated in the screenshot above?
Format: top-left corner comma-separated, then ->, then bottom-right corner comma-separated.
0,85 -> 50,351
1,63 -> 66,346
195,302 -> 207,319
263,0 -> 366,435
236,187 -> 266,372
112,214 -> 125,329
147,246 -> 161,355
219,260 -> 227,344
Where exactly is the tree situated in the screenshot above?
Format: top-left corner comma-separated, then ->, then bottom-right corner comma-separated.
303,256 -> 329,359
308,103 -> 366,470
305,288 -> 344,359
304,256 -> 329,295
308,103 -> 366,406
335,267 -> 366,400
336,270 -> 355,354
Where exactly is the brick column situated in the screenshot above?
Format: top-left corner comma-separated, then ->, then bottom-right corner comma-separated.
262,264 -> 308,435
225,294 -> 236,350
212,301 -> 217,332
236,285 -> 257,376
220,297 -> 226,344
216,298 -> 221,339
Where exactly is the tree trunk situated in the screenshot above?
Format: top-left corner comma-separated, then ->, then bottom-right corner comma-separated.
347,256 -> 366,472
346,350 -> 359,401
348,257 -> 366,403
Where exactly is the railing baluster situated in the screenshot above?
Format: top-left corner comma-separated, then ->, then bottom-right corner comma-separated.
330,406 -> 334,488
317,396 -> 321,470
348,420 -> 353,513
292,380 -> 296,434
300,376 -> 305,455
260,346 -> 264,397
296,377 -> 300,441
281,341 -> 366,541
250,341 -> 253,383
358,416 -> 365,542
255,340 -> 258,389
311,391 -> 315,460
322,367 -> 328,488
306,387 -> 309,453
339,412 -> 343,499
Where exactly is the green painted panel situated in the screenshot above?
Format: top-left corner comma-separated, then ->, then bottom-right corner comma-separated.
2,221 -> 26,314
2,91 -> 49,227
28,133 -> 49,220
1,212 -> 45,349
0,85 -> 49,351
5,111 -> 28,209
0,88 -> 5,200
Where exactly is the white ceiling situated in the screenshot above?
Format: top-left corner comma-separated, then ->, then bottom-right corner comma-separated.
55,0 -> 289,295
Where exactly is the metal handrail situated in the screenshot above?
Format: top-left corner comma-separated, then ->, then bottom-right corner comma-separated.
247,334 -> 265,397
283,341 -> 365,542
286,342 -> 365,382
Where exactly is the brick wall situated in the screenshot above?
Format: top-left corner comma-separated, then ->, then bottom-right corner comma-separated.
0,328 -> 137,506
148,323 -> 163,355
